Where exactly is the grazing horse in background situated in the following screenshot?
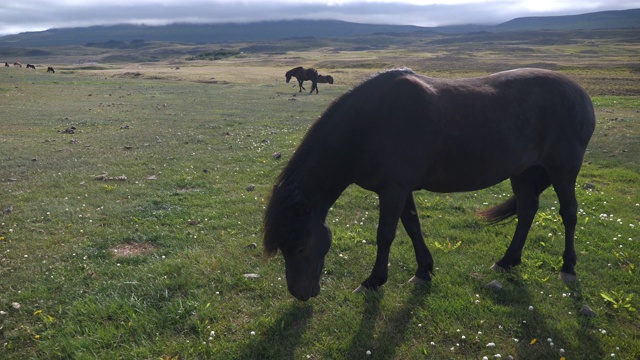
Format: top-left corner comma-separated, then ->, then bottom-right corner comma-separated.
47,67 -> 55,73
317,75 -> 334,84
4,62 -> 9,67
14,62 -> 22,68
285,66 -> 319,94
264,68 -> 595,301
26,64 -> 36,69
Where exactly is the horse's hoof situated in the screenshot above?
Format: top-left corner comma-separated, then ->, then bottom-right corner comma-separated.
559,272 -> 577,282
490,263 -> 508,273
408,275 -> 430,285
353,285 -> 368,294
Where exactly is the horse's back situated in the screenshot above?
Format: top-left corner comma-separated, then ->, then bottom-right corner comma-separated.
305,68 -> 318,80
319,68 -> 595,192
484,68 -> 595,145
404,68 -> 594,143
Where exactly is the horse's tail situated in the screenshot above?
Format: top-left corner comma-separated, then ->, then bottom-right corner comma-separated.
477,197 -> 518,224
477,168 -> 551,224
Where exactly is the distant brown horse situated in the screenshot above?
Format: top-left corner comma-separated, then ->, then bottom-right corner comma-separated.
264,68 -> 596,301
285,66 -> 319,94
47,67 -> 55,73
14,62 -> 22,68
318,75 -> 334,84
4,62 -> 9,67
26,64 -> 36,69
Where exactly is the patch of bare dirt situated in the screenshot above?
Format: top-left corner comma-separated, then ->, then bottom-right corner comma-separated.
111,242 -> 155,258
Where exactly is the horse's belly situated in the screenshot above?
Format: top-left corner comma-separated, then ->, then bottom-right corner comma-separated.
421,174 -> 510,193
419,155 -> 531,193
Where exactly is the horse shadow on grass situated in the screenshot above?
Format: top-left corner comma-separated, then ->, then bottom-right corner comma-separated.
234,302 -> 313,360
482,274 -> 603,359
345,283 -> 433,359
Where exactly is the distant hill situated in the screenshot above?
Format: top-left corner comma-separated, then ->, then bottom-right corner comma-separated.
494,8 -> 640,31
0,20 -> 425,47
0,9 -> 638,47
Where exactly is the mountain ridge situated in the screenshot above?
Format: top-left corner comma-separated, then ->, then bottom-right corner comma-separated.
0,9 -> 638,47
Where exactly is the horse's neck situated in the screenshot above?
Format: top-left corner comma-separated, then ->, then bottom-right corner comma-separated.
294,157 -> 348,218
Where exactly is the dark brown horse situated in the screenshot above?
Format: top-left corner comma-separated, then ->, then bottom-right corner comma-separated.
264,68 -> 595,301
318,75 -> 334,84
285,66 -> 319,94
26,64 -> 36,69
47,67 -> 55,73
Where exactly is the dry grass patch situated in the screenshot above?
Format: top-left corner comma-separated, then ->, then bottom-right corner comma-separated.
110,242 -> 156,258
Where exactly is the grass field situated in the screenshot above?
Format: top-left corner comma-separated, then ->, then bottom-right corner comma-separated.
1,36 -> 639,359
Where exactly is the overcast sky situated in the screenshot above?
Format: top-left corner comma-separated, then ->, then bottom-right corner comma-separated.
1,0 -> 638,36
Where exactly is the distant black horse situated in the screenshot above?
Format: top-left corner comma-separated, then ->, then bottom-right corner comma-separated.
47,67 -> 55,73
4,62 -> 9,67
318,75 -> 334,84
26,64 -> 36,69
285,66 -> 319,94
264,68 -> 595,301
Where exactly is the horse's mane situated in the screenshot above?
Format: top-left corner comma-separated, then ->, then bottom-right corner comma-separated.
286,66 -> 303,76
263,143 -> 313,255
264,68 -> 416,255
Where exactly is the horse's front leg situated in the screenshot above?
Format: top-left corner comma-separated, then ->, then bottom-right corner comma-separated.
355,190 -> 406,292
298,80 -> 305,92
401,194 -> 433,283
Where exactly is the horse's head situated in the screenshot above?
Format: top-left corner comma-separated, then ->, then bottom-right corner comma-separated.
285,72 -> 292,83
264,188 -> 332,301
279,219 -> 332,301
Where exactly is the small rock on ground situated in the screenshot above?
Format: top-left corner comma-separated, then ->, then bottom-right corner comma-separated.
485,279 -> 503,291
579,305 -> 596,317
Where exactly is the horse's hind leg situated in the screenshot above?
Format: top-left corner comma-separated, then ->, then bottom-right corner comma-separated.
401,194 -> 433,283
494,168 -> 547,271
551,176 -> 579,281
310,81 -> 318,94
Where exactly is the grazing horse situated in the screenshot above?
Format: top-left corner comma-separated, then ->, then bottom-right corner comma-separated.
26,64 -> 36,69
318,75 -> 334,84
264,68 -> 595,301
4,62 -> 9,67
47,67 -> 55,73
14,62 -> 22,68
285,66 -> 319,94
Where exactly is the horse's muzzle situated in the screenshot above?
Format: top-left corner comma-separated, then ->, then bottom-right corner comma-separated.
289,282 -> 320,301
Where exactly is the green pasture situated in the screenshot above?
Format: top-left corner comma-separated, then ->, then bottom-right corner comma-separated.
1,55 -> 638,359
